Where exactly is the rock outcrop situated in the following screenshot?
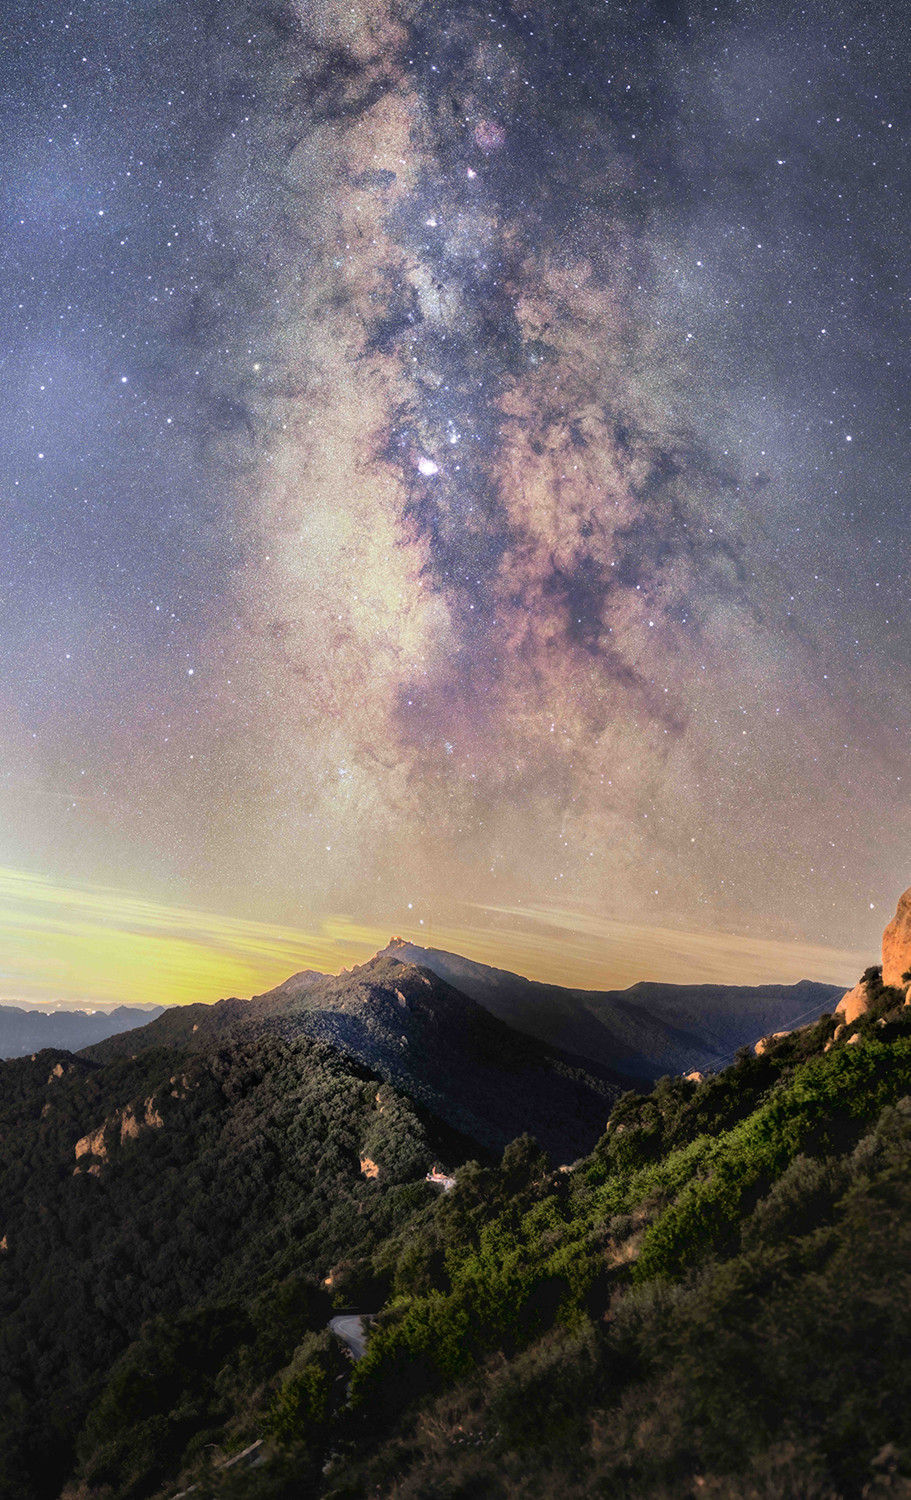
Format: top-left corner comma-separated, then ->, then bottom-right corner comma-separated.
882,887 -> 911,989
120,1097 -> 164,1144
75,1096 -> 164,1166
836,980 -> 870,1026
75,1125 -> 107,1162
754,1031 -> 792,1057
835,884 -> 911,1024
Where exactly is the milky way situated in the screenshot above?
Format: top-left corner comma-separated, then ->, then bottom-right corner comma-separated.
3,0 -> 911,995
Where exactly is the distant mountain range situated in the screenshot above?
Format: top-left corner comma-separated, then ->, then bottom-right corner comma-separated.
0,1003 -> 164,1059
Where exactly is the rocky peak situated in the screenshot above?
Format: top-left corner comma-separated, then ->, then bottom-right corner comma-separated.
881,887 -> 911,990
837,884 -> 911,1024
836,979 -> 870,1026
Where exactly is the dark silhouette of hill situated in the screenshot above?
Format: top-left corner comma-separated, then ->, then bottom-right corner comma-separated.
375,939 -> 845,1078
85,994 -> 251,1058
0,1048 -> 97,1110
0,1003 -> 163,1060
255,968 -> 325,1001
86,957 -> 636,1162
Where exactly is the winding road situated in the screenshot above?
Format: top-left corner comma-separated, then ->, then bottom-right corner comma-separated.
329,1313 -> 371,1360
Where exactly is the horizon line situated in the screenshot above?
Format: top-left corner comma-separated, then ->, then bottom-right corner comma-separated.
0,863 -> 865,1009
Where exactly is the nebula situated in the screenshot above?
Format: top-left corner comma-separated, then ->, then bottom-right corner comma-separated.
1,0 -> 909,998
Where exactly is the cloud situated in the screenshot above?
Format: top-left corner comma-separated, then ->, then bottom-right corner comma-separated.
0,866 -> 861,1010
461,902 -> 864,990
0,867 -> 383,1008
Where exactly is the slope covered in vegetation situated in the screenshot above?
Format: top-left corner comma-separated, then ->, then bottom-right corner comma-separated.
0,1034 -> 474,1500
321,973 -> 911,1500
3,967 -> 911,1500
86,956 -> 633,1163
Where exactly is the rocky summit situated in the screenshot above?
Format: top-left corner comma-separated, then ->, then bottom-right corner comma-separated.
882,886 -> 911,990
836,884 -> 911,1023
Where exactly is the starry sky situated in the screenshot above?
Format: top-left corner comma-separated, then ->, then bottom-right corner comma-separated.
2,0 -> 910,1006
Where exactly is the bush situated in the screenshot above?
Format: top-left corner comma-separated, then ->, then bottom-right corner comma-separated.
263,1331 -> 344,1445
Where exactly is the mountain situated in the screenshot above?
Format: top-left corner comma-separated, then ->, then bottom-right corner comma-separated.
252,954 -> 639,1161
83,942 -> 847,1157
3,896 -> 911,1500
342,976 -> 911,1500
87,956 -> 639,1163
0,1002 -> 164,1059
376,938 -> 845,1078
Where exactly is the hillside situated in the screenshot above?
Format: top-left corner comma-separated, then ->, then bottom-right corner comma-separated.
4,896 -> 911,1500
0,1030 -> 474,1500
338,991 -> 911,1500
0,928 -> 908,1499
376,938 -> 844,1078
0,1003 -> 164,1059
87,956 -> 637,1163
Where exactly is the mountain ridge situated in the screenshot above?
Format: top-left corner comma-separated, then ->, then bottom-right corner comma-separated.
0,1002 -> 165,1060
84,955 -> 639,1162
373,938 -> 845,1078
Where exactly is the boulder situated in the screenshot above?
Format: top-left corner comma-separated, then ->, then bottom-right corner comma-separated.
836,981 -> 870,1026
754,1031 -> 792,1057
882,886 -> 911,988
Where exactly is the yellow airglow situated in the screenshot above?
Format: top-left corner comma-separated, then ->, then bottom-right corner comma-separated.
0,867 -> 379,1007
0,865 -> 861,1010
456,904 -> 864,990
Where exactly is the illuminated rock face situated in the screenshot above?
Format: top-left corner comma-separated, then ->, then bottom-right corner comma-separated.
882,887 -> 911,990
835,885 -> 911,1023
754,1032 -> 793,1057
836,982 -> 870,1026
74,1125 -> 107,1161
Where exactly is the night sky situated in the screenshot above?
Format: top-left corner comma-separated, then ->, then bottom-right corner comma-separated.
2,0 -> 910,1006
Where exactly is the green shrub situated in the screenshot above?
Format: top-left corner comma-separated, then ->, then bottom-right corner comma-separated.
263,1331 -> 342,1444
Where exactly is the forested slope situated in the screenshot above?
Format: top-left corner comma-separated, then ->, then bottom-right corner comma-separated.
86,957 -> 635,1163
329,971 -> 911,1500
3,963 -> 911,1500
0,1034 -> 471,1500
